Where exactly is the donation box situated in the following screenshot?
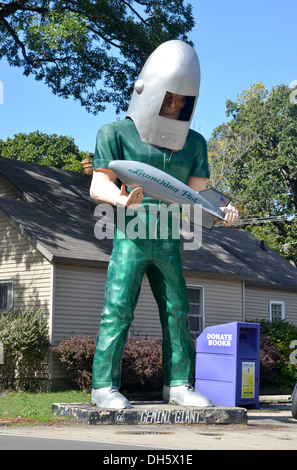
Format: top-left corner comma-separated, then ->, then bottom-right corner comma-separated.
195,322 -> 260,408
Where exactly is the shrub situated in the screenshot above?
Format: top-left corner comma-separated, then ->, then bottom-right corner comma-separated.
54,336 -> 96,391
257,319 -> 297,392
259,334 -> 283,384
121,337 -> 163,393
0,308 -> 50,390
54,335 -> 163,393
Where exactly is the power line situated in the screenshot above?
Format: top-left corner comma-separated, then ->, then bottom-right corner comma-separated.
235,214 -> 297,227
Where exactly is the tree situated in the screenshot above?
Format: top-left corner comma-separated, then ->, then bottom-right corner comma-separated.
0,0 -> 194,114
0,131 -> 87,171
207,122 -> 255,193
208,82 -> 297,264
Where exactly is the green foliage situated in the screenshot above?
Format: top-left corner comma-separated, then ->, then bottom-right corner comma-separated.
225,83 -> 297,217
0,131 -> 86,171
26,10 -> 89,53
208,82 -> 297,264
0,1 -> 194,114
257,319 -> 297,392
0,308 -> 50,390
0,307 -> 49,357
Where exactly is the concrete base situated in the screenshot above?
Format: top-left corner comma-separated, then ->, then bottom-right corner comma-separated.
52,401 -> 247,426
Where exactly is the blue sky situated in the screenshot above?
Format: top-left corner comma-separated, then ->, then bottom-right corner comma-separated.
0,0 -> 296,153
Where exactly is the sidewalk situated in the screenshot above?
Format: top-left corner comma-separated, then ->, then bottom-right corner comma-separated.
259,395 -> 291,404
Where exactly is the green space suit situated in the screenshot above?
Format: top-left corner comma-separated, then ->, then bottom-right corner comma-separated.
92,118 -> 209,389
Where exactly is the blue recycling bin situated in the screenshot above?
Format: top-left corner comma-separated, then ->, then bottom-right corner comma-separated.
195,322 -> 260,408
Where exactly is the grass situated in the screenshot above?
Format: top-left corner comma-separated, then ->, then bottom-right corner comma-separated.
0,390 -> 90,425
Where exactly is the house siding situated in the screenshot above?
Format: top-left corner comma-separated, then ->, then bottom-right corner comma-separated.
52,264 -> 161,379
0,215 -> 52,315
185,275 -> 244,328
245,285 -> 297,324
128,275 -> 160,338
53,266 -> 245,344
53,264 -> 106,344
53,265 -> 161,344
0,176 -> 21,200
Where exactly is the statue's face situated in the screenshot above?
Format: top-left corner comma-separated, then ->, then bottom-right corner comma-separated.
159,92 -> 187,120
126,40 -> 201,150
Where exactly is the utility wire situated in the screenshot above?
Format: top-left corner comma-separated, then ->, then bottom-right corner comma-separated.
235,214 -> 297,226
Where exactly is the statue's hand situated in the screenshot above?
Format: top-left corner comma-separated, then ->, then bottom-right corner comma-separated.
117,184 -> 144,209
220,204 -> 239,227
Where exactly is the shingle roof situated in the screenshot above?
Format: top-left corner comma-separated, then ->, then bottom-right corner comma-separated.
0,156 -> 296,289
196,227 -> 297,289
0,156 -> 110,265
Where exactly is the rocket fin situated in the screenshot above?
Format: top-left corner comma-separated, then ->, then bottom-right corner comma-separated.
188,189 -> 231,230
186,206 -> 216,230
199,188 -> 231,213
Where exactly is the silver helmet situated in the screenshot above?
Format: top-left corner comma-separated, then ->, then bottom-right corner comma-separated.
126,40 -> 201,151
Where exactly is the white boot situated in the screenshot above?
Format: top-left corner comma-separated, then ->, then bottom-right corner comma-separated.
163,384 -> 213,407
91,387 -> 132,409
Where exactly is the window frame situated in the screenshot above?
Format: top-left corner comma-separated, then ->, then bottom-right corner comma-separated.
0,279 -> 14,312
187,284 -> 205,337
269,300 -> 285,322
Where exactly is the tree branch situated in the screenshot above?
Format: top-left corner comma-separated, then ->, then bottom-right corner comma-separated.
0,1 -> 47,19
1,17 -> 34,65
120,0 -> 151,24
1,17 -> 72,66
61,1 -> 142,48
87,24 -> 121,49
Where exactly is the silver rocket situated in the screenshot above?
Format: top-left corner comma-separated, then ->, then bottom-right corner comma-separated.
109,160 -> 230,229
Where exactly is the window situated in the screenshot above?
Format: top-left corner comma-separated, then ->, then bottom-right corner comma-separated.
187,286 -> 204,337
0,280 -> 13,311
270,301 -> 285,322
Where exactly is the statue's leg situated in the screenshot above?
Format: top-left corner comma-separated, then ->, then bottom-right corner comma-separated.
146,239 -> 195,387
147,239 -> 213,407
92,236 -> 150,408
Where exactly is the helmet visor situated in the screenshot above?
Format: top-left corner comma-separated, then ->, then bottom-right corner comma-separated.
158,92 -> 196,121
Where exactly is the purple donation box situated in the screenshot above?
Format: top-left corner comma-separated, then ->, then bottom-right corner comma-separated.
195,322 -> 260,408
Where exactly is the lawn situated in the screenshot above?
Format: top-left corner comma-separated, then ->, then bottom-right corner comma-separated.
0,390 -> 90,425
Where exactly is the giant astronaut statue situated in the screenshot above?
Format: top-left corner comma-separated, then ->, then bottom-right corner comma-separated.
90,40 -> 238,409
